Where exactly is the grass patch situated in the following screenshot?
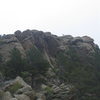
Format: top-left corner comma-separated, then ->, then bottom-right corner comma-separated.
6,82 -> 23,94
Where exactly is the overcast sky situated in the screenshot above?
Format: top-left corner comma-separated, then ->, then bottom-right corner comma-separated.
0,0 -> 100,46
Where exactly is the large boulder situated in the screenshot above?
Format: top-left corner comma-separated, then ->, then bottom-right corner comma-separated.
16,87 -> 36,100
2,76 -> 36,100
15,94 -> 30,100
2,91 -> 12,100
81,36 -> 94,43
14,76 -> 31,88
36,93 -> 46,100
3,76 -> 31,93
10,98 -> 18,100
70,37 -> 83,45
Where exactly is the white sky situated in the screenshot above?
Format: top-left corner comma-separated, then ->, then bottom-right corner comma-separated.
0,0 -> 100,46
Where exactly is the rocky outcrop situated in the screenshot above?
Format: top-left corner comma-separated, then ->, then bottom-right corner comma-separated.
0,76 -> 77,100
81,36 -> 94,43
0,76 -> 47,100
0,29 -> 98,63
41,83 -> 77,100
0,35 -> 25,61
0,29 -> 100,100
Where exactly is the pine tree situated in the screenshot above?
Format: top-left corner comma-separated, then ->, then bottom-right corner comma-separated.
26,46 -> 50,88
6,47 -> 25,78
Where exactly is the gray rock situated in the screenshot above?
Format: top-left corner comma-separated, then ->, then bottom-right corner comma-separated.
16,86 -> 36,100
15,94 -> 30,100
1,76 -> 36,100
14,76 -> 31,88
82,36 -> 94,43
10,98 -> 18,100
2,91 -> 12,100
16,86 -> 32,94
36,93 -> 46,100
3,76 -> 31,91
71,37 -> 83,44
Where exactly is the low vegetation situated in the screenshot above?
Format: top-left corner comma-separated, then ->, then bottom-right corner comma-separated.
5,82 -> 23,94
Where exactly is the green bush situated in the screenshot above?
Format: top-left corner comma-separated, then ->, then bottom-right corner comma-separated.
45,86 -> 53,94
44,86 -> 54,100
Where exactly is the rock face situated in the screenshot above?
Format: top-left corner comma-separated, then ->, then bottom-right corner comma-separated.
0,34 -> 25,61
0,29 -> 98,63
0,29 -> 100,100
